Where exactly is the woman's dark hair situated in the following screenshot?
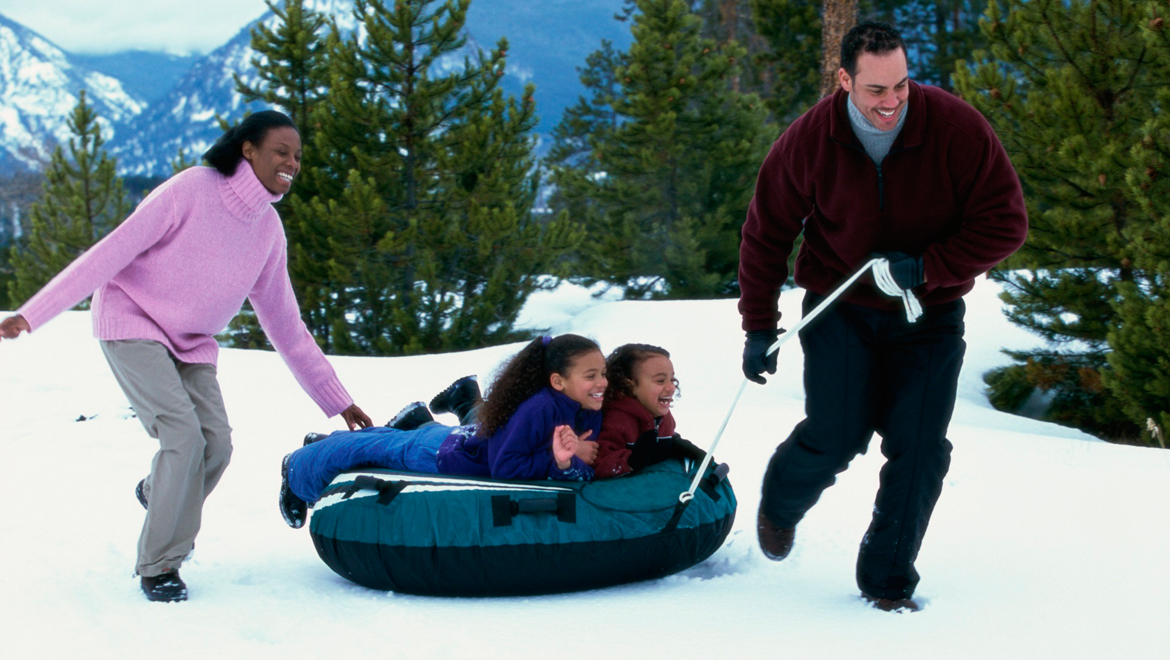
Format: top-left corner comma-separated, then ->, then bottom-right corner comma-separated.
604,343 -> 679,404
477,334 -> 602,436
202,110 -> 298,176
840,21 -> 906,78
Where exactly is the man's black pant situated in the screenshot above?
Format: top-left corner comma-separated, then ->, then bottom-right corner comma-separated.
760,291 -> 966,600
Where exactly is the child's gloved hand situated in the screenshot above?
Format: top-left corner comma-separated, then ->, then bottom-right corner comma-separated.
667,435 -> 708,463
628,430 -> 684,471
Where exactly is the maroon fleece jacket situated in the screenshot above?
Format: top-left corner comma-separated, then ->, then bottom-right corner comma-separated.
738,81 -> 1027,330
594,396 -> 677,479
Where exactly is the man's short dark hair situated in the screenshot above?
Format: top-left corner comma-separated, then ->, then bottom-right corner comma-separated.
840,21 -> 906,78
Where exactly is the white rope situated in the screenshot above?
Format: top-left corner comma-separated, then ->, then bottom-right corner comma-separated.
871,259 -> 924,323
678,258 -> 922,503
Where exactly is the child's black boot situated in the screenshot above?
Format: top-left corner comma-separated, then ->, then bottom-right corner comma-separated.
429,375 -> 482,425
280,454 -> 308,529
386,401 -> 434,431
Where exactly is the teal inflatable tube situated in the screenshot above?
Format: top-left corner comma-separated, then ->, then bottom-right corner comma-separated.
308,459 -> 736,596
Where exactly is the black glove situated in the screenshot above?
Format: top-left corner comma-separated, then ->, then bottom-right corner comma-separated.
668,435 -> 729,485
666,435 -> 707,463
628,429 -> 675,472
873,251 -> 924,290
742,329 -> 780,384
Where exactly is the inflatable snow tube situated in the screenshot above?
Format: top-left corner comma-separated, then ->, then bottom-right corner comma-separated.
307,459 -> 736,596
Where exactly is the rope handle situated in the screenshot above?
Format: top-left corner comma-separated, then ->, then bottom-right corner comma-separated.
677,258 -> 922,503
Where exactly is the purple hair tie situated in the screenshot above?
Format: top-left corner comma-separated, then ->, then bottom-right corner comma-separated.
542,335 -> 552,346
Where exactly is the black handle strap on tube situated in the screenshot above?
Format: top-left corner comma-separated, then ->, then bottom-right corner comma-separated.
491,493 -> 577,527
341,475 -> 408,506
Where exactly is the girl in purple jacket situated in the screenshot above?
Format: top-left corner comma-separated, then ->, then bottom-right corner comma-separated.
279,333 -> 607,528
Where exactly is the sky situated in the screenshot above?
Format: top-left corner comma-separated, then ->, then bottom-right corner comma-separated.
0,0 -> 272,55
2,277 -> 1168,659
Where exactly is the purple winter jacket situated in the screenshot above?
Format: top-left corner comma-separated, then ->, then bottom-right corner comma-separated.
436,387 -> 600,481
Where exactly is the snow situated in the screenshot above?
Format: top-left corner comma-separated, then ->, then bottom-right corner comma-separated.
1,277 -> 1168,659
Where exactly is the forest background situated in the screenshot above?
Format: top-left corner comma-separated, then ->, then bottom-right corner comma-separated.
2,0 -> 1168,447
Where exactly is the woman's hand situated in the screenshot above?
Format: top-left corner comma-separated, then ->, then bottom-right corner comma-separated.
341,403 -> 373,430
0,314 -> 30,340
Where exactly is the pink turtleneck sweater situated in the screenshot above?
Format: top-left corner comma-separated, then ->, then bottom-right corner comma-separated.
16,163 -> 353,417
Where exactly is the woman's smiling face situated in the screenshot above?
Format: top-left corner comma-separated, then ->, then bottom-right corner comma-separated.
631,354 -> 677,417
242,125 -> 301,194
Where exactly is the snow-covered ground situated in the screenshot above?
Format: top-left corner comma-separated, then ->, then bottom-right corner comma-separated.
2,278 -> 1167,659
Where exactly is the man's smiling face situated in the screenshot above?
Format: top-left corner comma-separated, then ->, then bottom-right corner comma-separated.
839,48 -> 909,132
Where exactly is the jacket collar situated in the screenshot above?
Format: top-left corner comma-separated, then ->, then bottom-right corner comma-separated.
828,80 -> 927,151
604,395 -> 677,436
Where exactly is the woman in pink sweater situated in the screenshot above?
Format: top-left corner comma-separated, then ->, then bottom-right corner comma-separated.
0,110 -> 371,603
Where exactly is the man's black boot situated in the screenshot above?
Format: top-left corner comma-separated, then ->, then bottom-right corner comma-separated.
757,509 -> 796,561
862,593 -> 921,613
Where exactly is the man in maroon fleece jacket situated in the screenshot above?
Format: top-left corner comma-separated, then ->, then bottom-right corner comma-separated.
739,22 -> 1027,612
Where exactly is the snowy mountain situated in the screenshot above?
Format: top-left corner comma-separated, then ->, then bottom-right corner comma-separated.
107,23 -> 271,178
0,1 -> 629,177
0,13 -> 145,172
111,0 -> 630,176
108,0 -> 359,177
72,50 -> 200,104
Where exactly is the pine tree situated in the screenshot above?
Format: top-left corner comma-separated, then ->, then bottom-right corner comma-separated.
1107,5 -> 1170,442
235,0 -> 330,131
746,1 -> 986,125
544,40 -> 625,277
749,0 -> 823,124
8,91 -> 129,308
235,0 -> 340,348
429,75 -> 581,350
549,0 -> 771,299
887,1 -> 985,92
546,40 -> 625,171
0,170 -> 44,310
296,0 -> 579,355
954,0 -> 1170,442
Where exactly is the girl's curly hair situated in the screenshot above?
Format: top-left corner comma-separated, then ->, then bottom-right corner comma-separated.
603,343 -> 678,403
476,334 -> 602,436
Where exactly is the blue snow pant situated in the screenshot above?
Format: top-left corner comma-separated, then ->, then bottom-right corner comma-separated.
286,424 -> 453,503
760,291 -> 966,600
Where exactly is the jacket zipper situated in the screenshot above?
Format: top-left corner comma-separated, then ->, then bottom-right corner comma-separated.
830,136 -> 905,213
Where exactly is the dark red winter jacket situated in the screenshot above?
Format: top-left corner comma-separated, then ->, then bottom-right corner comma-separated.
594,395 -> 676,479
738,81 -> 1028,331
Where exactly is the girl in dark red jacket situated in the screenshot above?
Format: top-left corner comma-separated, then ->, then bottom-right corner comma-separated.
594,344 -> 706,479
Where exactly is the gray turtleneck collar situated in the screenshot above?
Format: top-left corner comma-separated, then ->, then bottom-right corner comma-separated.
846,95 -> 908,165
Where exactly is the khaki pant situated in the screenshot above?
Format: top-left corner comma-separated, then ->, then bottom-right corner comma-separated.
101,340 -> 233,577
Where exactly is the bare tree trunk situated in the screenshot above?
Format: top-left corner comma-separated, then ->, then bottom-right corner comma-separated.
819,0 -> 858,98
